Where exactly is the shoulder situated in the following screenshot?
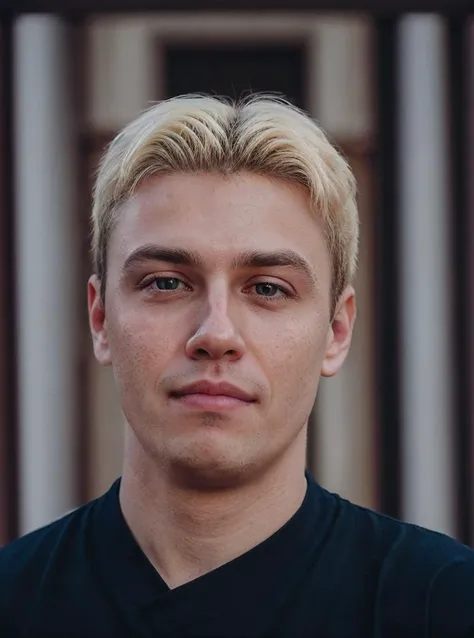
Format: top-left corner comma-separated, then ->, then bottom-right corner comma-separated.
0,499 -> 95,571
425,554 -> 474,637
336,495 -> 474,636
0,498 -> 98,632
325,489 -> 474,567
333,492 -> 474,567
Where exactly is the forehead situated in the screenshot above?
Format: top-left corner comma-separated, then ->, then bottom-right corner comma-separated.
108,172 -> 330,276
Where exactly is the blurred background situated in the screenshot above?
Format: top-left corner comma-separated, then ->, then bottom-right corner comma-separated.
0,4 -> 473,547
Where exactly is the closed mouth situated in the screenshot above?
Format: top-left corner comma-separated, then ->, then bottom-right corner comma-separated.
169,381 -> 256,403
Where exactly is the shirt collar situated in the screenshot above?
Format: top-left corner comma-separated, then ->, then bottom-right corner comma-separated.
91,472 -> 336,636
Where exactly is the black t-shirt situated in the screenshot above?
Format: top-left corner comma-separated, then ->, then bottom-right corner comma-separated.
1,474 -> 474,638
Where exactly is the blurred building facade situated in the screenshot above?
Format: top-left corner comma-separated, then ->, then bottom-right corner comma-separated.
0,9 -> 473,547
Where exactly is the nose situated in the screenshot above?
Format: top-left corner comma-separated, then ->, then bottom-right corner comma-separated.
185,295 -> 245,362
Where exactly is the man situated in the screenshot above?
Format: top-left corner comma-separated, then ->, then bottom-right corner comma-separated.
1,94 -> 473,637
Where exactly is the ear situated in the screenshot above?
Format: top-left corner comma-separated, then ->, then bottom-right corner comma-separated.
321,286 -> 356,378
88,274 -> 112,366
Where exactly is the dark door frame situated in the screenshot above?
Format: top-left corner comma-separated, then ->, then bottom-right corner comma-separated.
0,17 -> 18,545
1,0 -> 472,13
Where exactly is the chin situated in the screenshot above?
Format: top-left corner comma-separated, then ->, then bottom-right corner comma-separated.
167,437 -> 259,491
172,464 -> 246,491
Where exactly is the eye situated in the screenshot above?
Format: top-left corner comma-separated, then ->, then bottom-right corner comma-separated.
252,282 -> 290,299
142,276 -> 190,292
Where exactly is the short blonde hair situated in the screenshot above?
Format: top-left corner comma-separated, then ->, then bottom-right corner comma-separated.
92,94 -> 359,310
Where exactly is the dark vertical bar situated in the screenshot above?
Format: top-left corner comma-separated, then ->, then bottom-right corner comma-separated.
373,16 -> 402,519
468,17 -> 474,548
0,14 -> 18,544
448,16 -> 472,545
466,14 -> 474,547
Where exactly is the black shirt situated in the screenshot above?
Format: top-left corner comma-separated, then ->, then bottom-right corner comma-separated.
1,474 -> 474,638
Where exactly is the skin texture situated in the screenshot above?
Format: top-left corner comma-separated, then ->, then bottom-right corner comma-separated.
88,172 -> 356,588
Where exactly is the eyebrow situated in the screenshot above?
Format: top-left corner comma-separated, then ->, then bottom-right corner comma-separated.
121,244 -> 318,287
231,249 -> 317,286
121,245 -> 202,274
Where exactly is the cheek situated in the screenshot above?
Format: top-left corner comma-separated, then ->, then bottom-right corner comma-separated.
256,313 -> 329,398
105,305 -> 179,389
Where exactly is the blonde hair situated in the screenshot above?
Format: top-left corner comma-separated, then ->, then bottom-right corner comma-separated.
92,94 -> 359,310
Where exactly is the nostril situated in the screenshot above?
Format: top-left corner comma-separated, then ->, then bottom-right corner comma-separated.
195,348 -> 210,358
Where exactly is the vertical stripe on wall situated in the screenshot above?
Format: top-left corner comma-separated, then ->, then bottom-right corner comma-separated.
467,16 -> 474,547
374,16 -> 402,520
14,16 -> 80,534
447,15 -> 472,545
0,17 -> 18,545
398,15 -> 455,537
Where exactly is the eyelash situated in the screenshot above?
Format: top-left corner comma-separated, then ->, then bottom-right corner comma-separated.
139,276 -> 292,301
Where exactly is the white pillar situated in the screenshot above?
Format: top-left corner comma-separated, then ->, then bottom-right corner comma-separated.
14,16 -> 80,534
398,15 -> 455,536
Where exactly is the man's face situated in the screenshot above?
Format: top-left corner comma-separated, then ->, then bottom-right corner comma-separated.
88,172 -> 355,487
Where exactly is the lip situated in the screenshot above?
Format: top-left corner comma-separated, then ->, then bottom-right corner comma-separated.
170,380 -> 256,404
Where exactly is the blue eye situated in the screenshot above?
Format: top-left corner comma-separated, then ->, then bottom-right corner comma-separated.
254,283 -> 288,298
152,277 -> 181,291
138,275 -> 192,296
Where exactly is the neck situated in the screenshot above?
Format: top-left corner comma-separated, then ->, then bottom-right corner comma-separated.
119,430 -> 308,590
